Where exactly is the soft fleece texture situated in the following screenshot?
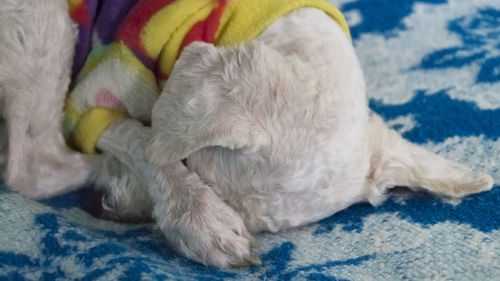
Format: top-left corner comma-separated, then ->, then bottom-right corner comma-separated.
1,0 -> 499,280
64,0 -> 349,154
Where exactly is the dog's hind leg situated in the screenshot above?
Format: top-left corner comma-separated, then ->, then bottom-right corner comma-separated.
0,0 -> 99,198
366,114 -> 494,201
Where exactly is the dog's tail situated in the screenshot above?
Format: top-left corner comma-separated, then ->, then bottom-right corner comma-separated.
366,114 -> 493,200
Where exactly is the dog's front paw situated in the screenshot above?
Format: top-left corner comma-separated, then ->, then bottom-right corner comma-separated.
155,189 -> 260,268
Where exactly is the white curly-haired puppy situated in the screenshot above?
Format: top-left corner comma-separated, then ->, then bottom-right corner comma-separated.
0,0 -> 494,267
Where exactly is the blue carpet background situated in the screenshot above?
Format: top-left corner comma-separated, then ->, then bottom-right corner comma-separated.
1,0 -> 499,280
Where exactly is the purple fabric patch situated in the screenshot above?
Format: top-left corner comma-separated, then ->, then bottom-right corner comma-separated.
71,26 -> 92,79
95,0 -> 140,44
71,0 -> 100,80
134,51 -> 156,71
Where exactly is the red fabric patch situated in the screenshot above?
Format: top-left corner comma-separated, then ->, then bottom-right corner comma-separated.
70,3 -> 91,25
180,0 -> 228,52
116,0 -> 174,58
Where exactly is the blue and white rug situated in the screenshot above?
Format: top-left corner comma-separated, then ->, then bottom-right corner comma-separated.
1,0 -> 499,280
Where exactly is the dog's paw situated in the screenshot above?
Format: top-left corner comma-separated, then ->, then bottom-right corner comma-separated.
452,171 -> 494,197
6,150 -> 95,199
430,170 -> 494,199
155,189 -> 260,268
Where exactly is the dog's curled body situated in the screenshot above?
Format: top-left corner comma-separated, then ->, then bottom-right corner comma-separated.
148,7 -> 492,232
0,0 -> 494,268
177,9 -> 371,232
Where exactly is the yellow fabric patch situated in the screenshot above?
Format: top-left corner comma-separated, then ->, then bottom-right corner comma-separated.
66,0 -> 350,154
157,1 -> 216,77
141,0 -> 214,60
72,108 -> 127,154
64,98 -> 81,126
67,0 -> 83,10
215,0 -> 351,46
63,98 -> 82,142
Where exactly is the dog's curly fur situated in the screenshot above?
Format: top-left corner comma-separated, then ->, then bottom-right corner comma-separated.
0,0 -> 493,268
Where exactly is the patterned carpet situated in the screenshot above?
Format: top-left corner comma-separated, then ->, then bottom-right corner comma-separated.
1,0 -> 499,280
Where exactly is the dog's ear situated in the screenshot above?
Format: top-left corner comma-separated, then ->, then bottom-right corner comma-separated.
146,42 -> 267,166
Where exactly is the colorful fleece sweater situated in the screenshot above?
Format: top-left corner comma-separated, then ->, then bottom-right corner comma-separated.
65,0 -> 350,154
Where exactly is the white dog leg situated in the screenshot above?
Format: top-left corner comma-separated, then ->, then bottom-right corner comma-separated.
0,119 -> 7,173
0,0 -> 99,198
98,118 -> 258,268
367,114 -> 494,200
93,152 -> 153,222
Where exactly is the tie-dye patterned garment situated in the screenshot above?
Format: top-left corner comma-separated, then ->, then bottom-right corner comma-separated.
63,0 -> 348,154
1,0 -> 499,280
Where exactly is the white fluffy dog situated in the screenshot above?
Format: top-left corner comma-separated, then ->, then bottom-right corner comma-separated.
0,0 -> 494,268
